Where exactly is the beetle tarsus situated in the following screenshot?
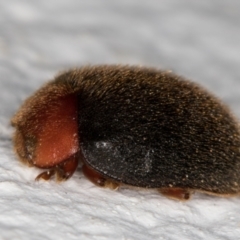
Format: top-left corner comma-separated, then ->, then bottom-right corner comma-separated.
35,169 -> 56,181
159,188 -> 192,200
35,153 -> 79,181
82,163 -> 119,190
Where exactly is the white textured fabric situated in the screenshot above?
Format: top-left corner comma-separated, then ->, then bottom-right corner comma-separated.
1,1 -> 240,239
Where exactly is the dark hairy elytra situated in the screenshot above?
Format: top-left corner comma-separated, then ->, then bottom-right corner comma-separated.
11,65 -> 240,200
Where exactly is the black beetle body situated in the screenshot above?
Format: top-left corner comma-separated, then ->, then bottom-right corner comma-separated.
12,65 -> 240,200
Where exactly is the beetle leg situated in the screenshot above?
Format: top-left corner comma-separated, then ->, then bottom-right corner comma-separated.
35,169 -> 56,181
82,164 -> 119,190
159,188 -> 192,200
35,153 -> 79,181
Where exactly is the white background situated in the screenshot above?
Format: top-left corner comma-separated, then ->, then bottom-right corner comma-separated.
1,1 -> 240,239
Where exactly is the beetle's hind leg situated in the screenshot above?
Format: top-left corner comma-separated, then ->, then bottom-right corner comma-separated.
35,153 -> 79,181
159,187 -> 193,200
82,163 -> 119,190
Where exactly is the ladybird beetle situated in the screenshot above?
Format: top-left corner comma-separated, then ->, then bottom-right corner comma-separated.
11,65 -> 240,200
